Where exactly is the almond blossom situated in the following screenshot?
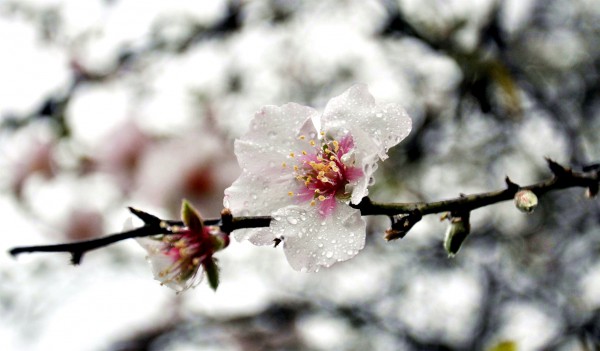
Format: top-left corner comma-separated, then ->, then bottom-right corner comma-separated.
136,200 -> 229,291
224,84 -> 412,272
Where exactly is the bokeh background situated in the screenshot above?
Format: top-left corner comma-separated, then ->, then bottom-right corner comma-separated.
1,0 -> 600,350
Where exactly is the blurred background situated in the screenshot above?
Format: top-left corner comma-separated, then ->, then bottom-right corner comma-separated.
1,0 -> 599,350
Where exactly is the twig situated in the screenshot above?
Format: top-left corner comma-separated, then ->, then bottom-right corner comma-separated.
8,159 -> 599,263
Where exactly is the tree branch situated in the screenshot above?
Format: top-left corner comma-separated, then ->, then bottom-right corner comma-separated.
8,159 -> 599,263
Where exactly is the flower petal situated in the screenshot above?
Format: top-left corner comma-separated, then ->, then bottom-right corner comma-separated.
321,84 -> 412,204
322,84 -> 411,158
136,237 -> 203,292
224,171 -> 296,244
271,204 -> 365,272
235,103 -> 319,174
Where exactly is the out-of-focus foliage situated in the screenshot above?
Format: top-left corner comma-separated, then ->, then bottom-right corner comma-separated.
1,0 -> 599,350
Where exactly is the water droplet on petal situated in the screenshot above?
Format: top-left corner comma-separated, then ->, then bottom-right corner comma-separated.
326,251 -> 333,258
287,217 -> 298,225
331,239 -> 337,244
318,243 -> 323,248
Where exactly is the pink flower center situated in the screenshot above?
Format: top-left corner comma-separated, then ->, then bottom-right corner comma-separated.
285,133 -> 363,217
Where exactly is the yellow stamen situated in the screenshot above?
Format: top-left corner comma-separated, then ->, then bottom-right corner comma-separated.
320,131 -> 325,136
310,200 -> 316,206
318,195 -> 326,201
302,150 -> 307,155
298,135 -> 305,140
333,140 -> 339,152
289,152 -> 295,158
288,191 -> 294,197
282,162 -> 287,168
293,165 -> 299,171
310,140 -> 316,146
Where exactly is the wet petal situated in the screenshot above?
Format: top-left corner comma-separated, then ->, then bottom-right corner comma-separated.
135,237 -> 203,292
322,84 -> 411,159
271,204 -> 365,272
321,84 -> 412,204
224,171 -> 297,243
236,103 -> 318,174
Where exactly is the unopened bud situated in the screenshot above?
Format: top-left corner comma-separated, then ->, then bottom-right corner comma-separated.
514,190 -> 538,213
443,217 -> 470,257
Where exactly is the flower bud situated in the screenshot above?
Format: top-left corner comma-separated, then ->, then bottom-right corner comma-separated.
514,190 -> 538,213
443,217 -> 470,257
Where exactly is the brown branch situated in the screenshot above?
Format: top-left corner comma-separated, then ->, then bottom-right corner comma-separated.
8,159 -> 599,263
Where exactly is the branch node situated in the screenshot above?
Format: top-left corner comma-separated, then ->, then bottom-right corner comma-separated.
220,208 -> 234,233
385,211 -> 422,241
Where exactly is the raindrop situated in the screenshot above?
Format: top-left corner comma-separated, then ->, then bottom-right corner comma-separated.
287,217 -> 298,225
252,194 -> 258,200
347,250 -> 354,255
331,239 -> 337,244
376,113 -> 383,117
326,251 -> 333,258
321,221 -> 326,226
318,243 -> 323,248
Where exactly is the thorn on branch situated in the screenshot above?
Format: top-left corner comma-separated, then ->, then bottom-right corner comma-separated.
128,207 -> 162,225
505,176 -> 520,192
545,158 -> 570,177
385,211 -> 422,241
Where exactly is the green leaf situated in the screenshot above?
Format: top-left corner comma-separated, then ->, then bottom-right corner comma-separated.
204,258 -> 220,291
181,199 -> 203,233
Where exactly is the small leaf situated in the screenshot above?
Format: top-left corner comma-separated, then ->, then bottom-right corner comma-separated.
181,199 -> 203,233
487,340 -> 517,351
204,258 -> 220,291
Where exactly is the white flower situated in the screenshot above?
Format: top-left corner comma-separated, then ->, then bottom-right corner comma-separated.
224,84 -> 412,272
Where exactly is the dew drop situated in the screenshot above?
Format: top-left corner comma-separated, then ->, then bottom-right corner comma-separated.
318,243 -> 324,248
287,217 -> 298,225
347,250 -> 354,255
321,221 -> 326,226
326,251 -> 333,258
331,239 -> 337,244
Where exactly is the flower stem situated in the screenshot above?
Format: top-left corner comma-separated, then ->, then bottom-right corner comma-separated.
8,159 -> 599,263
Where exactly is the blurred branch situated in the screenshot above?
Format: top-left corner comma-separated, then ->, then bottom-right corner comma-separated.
8,159 -> 599,263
